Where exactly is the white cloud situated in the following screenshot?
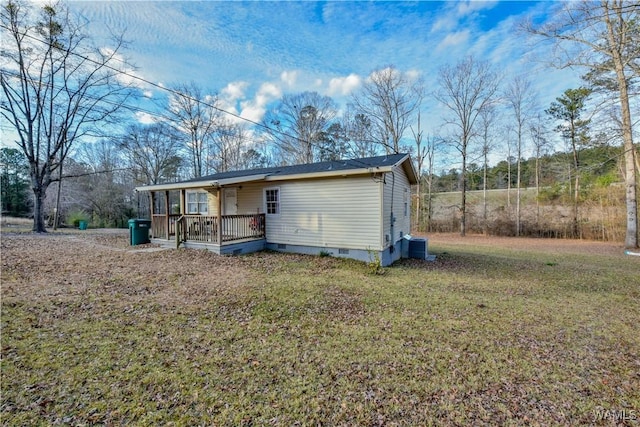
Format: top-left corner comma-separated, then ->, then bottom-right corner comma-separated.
456,1 -> 497,17
135,111 -> 157,125
257,82 -> 281,104
437,30 -> 470,50
328,73 -> 361,96
222,81 -> 249,101
239,82 -> 282,123
203,94 -> 218,104
280,70 -> 298,88
431,15 -> 457,33
216,99 -> 240,120
217,82 -> 249,123
405,69 -> 422,82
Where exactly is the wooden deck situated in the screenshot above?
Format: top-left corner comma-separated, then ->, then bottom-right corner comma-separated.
151,213 -> 265,245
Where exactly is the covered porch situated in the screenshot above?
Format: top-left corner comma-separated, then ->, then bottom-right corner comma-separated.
144,185 -> 266,255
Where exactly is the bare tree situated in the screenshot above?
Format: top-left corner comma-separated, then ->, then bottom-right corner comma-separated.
75,139 -> 132,226
1,0 -> 135,232
435,56 -> 500,236
410,112 -> 430,231
504,76 -> 536,236
166,82 -> 220,177
351,66 -> 423,154
478,105 -> 497,235
527,0 -> 638,247
117,123 -> 184,185
211,119 -> 249,173
529,114 -> 550,224
342,104 -> 379,158
423,135 -> 441,233
264,91 -> 337,165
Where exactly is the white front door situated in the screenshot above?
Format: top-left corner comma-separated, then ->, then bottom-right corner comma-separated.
223,188 -> 237,215
223,188 -> 238,236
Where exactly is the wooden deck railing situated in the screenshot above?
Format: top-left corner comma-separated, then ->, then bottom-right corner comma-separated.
184,215 -> 217,242
152,214 -> 180,239
151,213 -> 265,244
221,214 -> 266,242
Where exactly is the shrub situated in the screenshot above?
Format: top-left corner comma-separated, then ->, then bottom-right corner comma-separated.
367,249 -> 385,275
66,210 -> 89,228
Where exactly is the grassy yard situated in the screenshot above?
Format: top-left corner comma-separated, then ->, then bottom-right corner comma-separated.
1,230 -> 639,426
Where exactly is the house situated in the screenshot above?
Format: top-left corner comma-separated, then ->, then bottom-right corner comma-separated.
135,153 -> 426,266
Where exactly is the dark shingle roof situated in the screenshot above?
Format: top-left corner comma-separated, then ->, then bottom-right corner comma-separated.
182,153 -> 410,183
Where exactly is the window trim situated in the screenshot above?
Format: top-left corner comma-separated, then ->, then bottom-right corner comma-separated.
186,190 -> 209,214
264,187 -> 281,216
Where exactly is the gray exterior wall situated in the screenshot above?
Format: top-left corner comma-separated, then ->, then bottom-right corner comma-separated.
381,163 -> 412,261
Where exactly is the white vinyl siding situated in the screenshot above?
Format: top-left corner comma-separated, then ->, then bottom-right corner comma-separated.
236,183 -> 266,215
382,165 -> 411,246
264,176 -> 382,250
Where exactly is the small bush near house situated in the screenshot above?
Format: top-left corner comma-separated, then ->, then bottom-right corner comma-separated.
65,210 -> 89,228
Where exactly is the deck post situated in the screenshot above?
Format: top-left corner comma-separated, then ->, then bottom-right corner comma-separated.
164,190 -> 170,239
217,187 -> 222,245
150,191 -> 156,216
149,191 -> 156,237
180,189 -> 185,215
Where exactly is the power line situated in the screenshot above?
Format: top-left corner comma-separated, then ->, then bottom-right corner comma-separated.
0,22 -> 395,170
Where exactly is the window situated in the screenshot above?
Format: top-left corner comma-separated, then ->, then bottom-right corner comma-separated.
265,188 -> 280,215
403,188 -> 408,217
187,191 -> 208,214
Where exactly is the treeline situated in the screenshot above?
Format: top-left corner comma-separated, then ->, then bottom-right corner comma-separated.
414,145 -> 629,240
432,145 -> 622,194
0,143 -> 624,233
1,1 -> 637,245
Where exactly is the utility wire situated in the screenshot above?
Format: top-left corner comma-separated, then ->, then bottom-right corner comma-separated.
1,23 -> 391,170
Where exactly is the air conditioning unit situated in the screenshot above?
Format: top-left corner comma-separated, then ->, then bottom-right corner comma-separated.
408,238 -> 427,260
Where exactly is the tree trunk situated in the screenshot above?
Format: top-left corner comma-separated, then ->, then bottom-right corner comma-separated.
622,130 -> 638,248
603,0 -> 637,248
460,145 -> 467,237
535,154 -> 540,224
415,178 -> 421,231
32,186 -> 48,233
483,162 -> 488,236
427,176 -> 433,233
516,157 -> 521,237
574,171 -> 580,238
53,155 -> 63,230
507,154 -> 511,208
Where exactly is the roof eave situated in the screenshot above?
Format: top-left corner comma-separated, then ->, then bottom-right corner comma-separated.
265,167 -> 389,182
135,173 -> 270,192
135,181 -> 217,192
399,154 -> 419,184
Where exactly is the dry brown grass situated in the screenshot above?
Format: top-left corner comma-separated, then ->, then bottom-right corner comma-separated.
2,229 -> 639,426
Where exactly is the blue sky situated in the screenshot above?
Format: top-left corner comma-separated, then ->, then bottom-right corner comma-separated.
71,1 -> 580,131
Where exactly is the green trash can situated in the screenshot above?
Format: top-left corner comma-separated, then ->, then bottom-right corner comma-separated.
128,219 -> 151,246
78,220 -> 88,230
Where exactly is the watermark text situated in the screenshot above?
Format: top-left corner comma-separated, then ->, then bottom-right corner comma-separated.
593,408 -> 637,422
